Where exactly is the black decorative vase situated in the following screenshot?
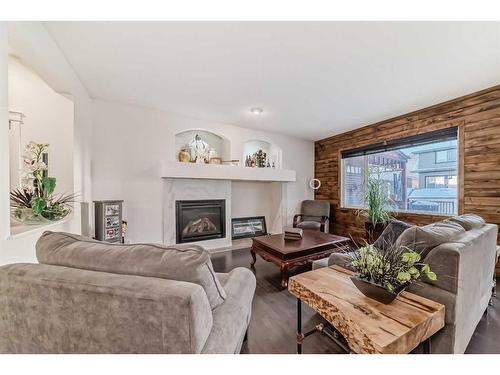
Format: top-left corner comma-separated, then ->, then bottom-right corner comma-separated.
350,276 -> 408,304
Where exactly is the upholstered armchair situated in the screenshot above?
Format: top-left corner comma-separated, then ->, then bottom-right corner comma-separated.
293,200 -> 331,233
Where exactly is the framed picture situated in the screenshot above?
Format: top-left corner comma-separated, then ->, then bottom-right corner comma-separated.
105,228 -> 120,240
105,204 -> 120,216
105,216 -> 120,228
231,216 -> 267,240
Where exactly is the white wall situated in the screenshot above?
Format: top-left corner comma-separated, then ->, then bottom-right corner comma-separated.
0,24 -> 9,247
92,99 -> 314,244
0,22 -> 93,265
231,181 -> 283,233
8,57 -> 74,194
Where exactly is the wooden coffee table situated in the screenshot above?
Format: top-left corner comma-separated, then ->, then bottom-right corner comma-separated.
288,265 -> 446,354
250,230 -> 350,289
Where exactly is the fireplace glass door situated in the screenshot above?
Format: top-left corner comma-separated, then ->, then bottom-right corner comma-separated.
175,200 -> 226,243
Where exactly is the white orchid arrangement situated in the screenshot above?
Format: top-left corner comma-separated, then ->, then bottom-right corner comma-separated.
20,141 -> 49,191
10,141 -> 77,222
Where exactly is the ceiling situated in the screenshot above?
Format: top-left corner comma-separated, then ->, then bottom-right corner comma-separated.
43,22 -> 500,141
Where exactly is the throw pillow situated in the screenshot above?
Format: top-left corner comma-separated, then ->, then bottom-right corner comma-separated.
448,213 -> 485,231
373,219 -> 413,252
395,220 -> 465,259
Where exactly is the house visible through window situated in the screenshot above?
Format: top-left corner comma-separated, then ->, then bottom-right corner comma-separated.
341,127 -> 458,215
436,149 -> 457,163
425,175 -> 457,189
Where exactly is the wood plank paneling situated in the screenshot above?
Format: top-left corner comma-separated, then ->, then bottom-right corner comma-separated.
315,84 -> 500,244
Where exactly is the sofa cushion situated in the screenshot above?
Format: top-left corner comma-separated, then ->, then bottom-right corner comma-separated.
448,214 -> 485,231
373,219 -> 413,252
36,231 -> 226,309
395,220 -> 465,259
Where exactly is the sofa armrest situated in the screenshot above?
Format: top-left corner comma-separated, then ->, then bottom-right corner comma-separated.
202,268 -> 256,354
319,216 -> 329,232
407,282 -> 456,324
327,251 -> 355,271
422,244 -> 460,295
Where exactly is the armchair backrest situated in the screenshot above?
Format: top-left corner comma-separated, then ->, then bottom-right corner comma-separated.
301,200 -> 330,221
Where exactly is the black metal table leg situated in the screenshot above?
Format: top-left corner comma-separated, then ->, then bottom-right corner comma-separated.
297,298 -> 302,354
423,337 -> 431,354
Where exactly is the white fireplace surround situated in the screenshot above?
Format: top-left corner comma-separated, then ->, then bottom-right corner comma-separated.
162,162 -> 295,250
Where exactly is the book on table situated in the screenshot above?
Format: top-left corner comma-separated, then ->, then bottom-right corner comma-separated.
284,227 -> 303,240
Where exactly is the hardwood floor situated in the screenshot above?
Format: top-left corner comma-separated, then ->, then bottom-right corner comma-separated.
210,248 -> 500,354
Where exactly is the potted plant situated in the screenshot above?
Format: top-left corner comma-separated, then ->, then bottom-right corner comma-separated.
10,141 -> 77,224
357,176 -> 393,243
348,244 -> 437,304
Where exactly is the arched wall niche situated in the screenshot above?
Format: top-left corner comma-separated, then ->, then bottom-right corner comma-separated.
242,139 -> 282,169
174,129 -> 230,162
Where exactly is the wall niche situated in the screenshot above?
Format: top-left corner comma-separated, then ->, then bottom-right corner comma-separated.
174,129 -> 230,164
8,56 -> 74,235
242,139 -> 282,169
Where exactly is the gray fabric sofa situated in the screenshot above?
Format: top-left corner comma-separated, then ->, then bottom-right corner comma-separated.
314,214 -> 498,354
0,231 -> 256,354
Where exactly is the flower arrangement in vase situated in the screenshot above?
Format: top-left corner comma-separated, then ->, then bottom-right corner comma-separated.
348,243 -> 437,304
10,141 -> 77,224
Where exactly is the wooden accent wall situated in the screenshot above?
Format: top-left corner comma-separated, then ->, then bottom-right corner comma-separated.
315,85 -> 500,243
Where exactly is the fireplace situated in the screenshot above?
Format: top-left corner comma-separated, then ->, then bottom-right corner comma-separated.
175,199 -> 226,244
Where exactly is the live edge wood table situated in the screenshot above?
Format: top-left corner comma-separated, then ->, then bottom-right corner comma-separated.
288,265 -> 445,354
250,230 -> 350,289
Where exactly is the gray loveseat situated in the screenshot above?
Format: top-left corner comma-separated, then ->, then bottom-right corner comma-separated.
314,214 -> 498,354
0,231 -> 256,354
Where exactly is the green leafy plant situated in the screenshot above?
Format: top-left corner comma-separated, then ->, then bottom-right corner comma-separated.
349,243 -> 437,293
357,176 -> 394,224
10,141 -> 77,223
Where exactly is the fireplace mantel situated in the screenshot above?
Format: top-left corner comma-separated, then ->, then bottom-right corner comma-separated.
161,162 -> 296,182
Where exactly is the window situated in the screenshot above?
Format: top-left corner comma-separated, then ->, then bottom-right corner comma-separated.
436,149 -> 456,163
341,127 -> 458,215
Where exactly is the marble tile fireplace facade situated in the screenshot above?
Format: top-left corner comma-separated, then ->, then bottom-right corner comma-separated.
162,177 -> 286,250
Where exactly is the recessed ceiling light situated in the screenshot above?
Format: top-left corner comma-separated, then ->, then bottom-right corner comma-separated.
250,107 -> 263,115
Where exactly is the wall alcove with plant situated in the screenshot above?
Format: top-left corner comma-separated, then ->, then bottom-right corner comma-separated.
7,56 -> 75,236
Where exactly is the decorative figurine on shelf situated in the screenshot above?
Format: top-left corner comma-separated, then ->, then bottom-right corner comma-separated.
178,147 -> 191,163
255,149 -> 267,168
121,220 -> 128,243
245,149 -> 269,168
208,148 -> 219,164
188,134 -> 210,163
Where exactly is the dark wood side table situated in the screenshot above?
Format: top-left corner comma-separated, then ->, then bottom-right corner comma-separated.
250,230 -> 350,289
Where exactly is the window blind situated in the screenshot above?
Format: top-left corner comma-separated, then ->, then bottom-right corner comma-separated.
341,126 -> 458,159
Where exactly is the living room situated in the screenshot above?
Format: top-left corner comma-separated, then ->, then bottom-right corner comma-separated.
1,1 -> 500,373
